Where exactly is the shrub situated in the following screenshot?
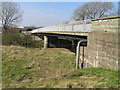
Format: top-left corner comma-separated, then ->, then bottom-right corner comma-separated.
2,29 -> 43,48
19,35 -> 43,48
2,29 -> 21,45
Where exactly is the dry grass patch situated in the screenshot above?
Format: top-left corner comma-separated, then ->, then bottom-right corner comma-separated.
2,45 -> 119,88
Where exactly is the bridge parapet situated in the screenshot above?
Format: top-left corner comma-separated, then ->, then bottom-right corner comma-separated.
31,20 -> 91,33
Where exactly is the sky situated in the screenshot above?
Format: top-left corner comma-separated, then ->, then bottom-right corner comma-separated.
18,2 -> 118,27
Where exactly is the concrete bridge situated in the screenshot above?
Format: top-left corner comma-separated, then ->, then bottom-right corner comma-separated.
31,19 -> 91,48
31,16 -> 120,70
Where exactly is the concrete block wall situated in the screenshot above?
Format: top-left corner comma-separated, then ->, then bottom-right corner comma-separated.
83,16 -> 120,70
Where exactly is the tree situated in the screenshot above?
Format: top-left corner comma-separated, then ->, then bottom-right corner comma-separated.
109,9 -> 120,16
1,2 -> 23,31
72,2 -> 114,20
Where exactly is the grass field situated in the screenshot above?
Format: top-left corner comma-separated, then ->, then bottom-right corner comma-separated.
2,46 -> 119,88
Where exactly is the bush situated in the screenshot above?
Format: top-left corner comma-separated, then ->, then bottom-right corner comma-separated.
2,29 -> 21,45
19,35 -> 43,48
2,29 -> 43,48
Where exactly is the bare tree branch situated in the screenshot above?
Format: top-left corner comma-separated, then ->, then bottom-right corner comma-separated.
1,2 -> 23,30
72,2 -> 114,21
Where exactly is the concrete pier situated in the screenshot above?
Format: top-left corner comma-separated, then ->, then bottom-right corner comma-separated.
44,36 -> 48,49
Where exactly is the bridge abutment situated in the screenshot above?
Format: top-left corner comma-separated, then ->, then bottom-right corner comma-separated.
83,17 -> 119,70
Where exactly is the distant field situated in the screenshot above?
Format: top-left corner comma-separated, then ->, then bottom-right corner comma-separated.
2,46 -> 119,88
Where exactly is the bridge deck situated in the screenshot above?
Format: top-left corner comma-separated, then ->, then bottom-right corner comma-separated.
33,31 -> 89,36
31,20 -> 91,34
33,32 -> 87,40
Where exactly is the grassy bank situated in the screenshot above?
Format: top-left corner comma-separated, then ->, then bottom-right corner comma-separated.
2,46 -> 119,88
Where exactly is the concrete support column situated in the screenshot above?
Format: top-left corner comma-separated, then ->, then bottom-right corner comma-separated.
72,40 -> 76,53
54,37 -> 58,48
71,40 -> 74,50
44,36 -> 48,49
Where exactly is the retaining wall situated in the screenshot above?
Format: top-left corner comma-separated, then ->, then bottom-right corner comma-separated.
83,16 -> 120,70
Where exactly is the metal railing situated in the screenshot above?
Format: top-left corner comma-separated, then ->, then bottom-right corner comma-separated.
31,20 -> 91,33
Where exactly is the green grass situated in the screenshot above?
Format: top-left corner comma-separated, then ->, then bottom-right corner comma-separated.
2,46 -> 119,88
76,68 -> 119,88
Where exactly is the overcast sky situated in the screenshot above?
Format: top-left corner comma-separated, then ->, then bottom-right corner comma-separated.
18,2 -> 118,27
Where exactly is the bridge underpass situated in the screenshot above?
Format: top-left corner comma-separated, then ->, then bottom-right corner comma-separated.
32,32 -> 87,48
31,20 -> 90,69
32,32 -> 88,69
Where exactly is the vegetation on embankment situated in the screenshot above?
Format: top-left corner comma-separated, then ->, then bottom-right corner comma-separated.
2,46 -> 119,88
2,29 -> 43,48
